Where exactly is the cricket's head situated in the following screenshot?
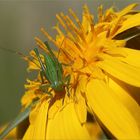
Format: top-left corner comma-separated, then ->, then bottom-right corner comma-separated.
51,81 -> 64,92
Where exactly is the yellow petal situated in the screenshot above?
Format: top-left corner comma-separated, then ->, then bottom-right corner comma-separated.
48,97 -> 63,119
74,75 -> 87,124
85,122 -> 102,140
46,103 -> 91,140
86,79 -> 140,139
74,91 -> 87,124
32,101 -> 49,139
23,125 -> 34,139
82,13 -> 91,33
21,91 -> 37,107
98,54 -> 140,87
78,75 -> 88,92
117,3 -> 138,17
115,13 -> 140,36
23,101 -> 49,139
108,78 -> 140,129
122,48 -> 140,67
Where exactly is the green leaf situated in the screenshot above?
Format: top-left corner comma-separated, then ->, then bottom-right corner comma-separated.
0,100 -> 38,139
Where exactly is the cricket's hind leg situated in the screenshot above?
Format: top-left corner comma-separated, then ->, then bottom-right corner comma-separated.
40,71 -> 45,84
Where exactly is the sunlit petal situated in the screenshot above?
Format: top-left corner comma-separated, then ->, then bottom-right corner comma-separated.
46,103 -> 91,140
98,54 -> 140,87
23,101 -> 49,139
86,79 -> 140,139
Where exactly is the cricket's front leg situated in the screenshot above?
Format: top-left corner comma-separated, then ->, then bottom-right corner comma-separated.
40,83 -> 53,96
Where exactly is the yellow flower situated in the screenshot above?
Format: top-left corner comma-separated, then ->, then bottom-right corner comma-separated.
22,3 -> 140,139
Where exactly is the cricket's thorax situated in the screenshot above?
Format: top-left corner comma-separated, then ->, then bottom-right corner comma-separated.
51,81 -> 64,92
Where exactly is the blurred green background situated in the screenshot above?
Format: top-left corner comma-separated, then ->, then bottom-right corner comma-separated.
0,0 -> 140,125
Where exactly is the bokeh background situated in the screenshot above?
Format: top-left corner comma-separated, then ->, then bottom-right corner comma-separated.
0,0 -> 140,125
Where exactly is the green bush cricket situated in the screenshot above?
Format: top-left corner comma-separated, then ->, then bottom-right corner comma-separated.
0,40 -> 71,139
34,41 -> 70,95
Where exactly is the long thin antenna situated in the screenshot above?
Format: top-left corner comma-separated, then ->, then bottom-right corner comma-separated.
0,47 -> 40,68
0,47 -> 24,56
57,37 -> 66,60
55,37 -> 66,79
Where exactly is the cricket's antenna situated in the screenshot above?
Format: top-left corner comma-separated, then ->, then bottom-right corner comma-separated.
0,47 -> 22,56
57,36 -> 66,59
57,36 -> 74,64
0,47 -> 40,68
